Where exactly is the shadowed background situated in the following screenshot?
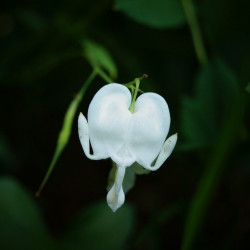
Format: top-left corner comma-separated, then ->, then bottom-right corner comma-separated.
0,0 -> 250,249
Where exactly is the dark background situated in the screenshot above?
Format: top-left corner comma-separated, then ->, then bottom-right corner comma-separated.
0,0 -> 249,249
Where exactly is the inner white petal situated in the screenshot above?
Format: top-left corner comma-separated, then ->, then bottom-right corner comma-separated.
106,165 -> 126,212
111,143 -> 135,167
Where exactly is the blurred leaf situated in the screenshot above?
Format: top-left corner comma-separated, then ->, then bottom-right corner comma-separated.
131,162 -> 150,175
62,201 -> 135,250
0,177 -> 55,250
0,34 -> 80,84
115,0 -> 186,28
16,48 -> 80,83
107,163 -> 136,193
36,71 -> 96,196
134,202 -> 183,247
17,9 -> 46,32
83,40 -> 118,79
180,59 -> 238,150
246,82 -> 250,93
181,62 -> 243,250
0,134 -> 17,172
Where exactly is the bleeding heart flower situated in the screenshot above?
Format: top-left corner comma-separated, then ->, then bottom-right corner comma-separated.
78,82 -> 177,212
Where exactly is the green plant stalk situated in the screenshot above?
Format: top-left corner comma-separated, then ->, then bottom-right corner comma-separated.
125,74 -> 148,87
181,0 -> 208,65
97,68 -> 113,83
181,90 -> 244,250
129,78 -> 140,112
36,70 -> 97,197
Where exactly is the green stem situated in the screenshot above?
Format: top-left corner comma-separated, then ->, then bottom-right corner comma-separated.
181,0 -> 208,65
36,70 -> 97,197
36,146 -> 62,197
79,70 -> 97,95
97,68 -> 113,83
129,78 -> 140,112
125,74 -> 148,87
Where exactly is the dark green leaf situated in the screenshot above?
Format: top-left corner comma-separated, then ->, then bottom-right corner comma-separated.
62,201 -> 135,250
17,10 -> 46,32
246,82 -> 250,93
181,60 -> 243,250
0,177 -> 56,250
135,202 -> 183,247
115,0 -> 186,28
180,59 -> 238,150
0,134 -> 17,172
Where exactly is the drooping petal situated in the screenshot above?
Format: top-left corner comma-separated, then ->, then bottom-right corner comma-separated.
127,93 -> 170,167
142,133 -> 178,171
106,165 -> 126,212
78,113 -> 104,160
87,84 -> 134,165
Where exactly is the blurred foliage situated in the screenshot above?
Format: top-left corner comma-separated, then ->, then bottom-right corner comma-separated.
62,201 -> 134,250
83,39 -> 118,79
0,0 -> 250,249
115,0 -> 186,28
0,133 -> 17,173
0,177 -> 56,250
181,59 -> 243,250
246,82 -> 250,93
0,177 -> 134,250
180,59 -> 239,150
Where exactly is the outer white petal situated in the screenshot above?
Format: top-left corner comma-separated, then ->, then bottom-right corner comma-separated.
142,133 -> 178,171
88,84 -> 134,166
128,93 -> 170,167
78,113 -> 104,160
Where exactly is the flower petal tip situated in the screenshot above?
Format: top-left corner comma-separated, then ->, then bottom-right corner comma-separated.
107,184 -> 125,213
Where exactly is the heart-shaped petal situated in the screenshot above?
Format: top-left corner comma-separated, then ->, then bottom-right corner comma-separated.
87,83 -> 134,166
128,93 -> 170,168
80,83 -> 173,168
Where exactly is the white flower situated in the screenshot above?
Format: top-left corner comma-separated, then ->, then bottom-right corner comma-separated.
78,83 -> 177,212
